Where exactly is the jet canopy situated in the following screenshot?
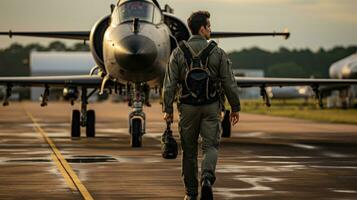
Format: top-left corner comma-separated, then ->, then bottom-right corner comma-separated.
113,0 -> 162,25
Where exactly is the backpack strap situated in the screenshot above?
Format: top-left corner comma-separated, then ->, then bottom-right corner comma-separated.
178,41 -> 193,69
199,41 -> 217,67
179,40 -> 217,69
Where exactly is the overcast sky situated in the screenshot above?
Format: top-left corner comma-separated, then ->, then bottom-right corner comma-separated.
0,0 -> 356,52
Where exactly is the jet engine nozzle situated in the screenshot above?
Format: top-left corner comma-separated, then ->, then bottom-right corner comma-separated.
115,35 -> 157,71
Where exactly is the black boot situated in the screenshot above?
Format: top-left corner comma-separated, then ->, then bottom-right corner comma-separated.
200,179 -> 213,200
184,195 -> 197,200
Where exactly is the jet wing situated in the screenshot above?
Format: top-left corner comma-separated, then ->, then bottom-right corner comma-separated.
235,77 -> 357,107
211,31 -> 290,39
0,75 -> 103,88
236,77 -> 357,88
0,31 -> 90,40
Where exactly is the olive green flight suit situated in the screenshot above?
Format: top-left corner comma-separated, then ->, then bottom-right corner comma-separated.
163,35 -> 241,196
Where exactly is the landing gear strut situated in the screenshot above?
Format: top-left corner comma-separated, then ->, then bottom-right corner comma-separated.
2,84 -> 12,106
128,83 -> 146,147
71,87 -> 96,138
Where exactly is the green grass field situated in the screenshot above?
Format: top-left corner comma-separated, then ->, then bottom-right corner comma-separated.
240,99 -> 357,124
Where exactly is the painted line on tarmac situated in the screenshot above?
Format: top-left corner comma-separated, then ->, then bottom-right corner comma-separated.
26,111 -> 94,200
51,153 -> 76,190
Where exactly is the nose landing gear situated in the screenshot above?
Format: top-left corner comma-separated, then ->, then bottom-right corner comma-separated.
128,83 -> 147,147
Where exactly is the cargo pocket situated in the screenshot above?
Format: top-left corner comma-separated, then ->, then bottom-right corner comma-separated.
214,121 -> 222,149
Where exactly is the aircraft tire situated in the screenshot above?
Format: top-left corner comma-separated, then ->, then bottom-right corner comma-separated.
71,110 -> 81,137
86,110 -> 95,137
131,118 -> 142,148
221,110 -> 231,138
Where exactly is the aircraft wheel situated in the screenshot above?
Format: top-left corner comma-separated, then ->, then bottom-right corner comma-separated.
86,110 -> 95,137
221,110 -> 231,138
130,118 -> 142,148
71,110 -> 81,137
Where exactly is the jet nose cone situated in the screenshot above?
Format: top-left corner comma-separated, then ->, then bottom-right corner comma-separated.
115,35 -> 157,71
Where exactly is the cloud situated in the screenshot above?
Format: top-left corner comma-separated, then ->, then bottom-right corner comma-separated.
290,0 -> 357,23
175,0 -> 357,23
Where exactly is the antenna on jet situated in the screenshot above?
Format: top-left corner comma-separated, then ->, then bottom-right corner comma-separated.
163,4 -> 174,14
110,4 -> 115,13
283,28 -> 290,40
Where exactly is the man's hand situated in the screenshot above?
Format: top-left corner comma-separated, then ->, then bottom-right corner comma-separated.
164,113 -> 173,123
230,112 -> 240,126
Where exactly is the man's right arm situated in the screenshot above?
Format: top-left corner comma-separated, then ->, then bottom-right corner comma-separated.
218,49 -> 241,113
163,48 -> 180,115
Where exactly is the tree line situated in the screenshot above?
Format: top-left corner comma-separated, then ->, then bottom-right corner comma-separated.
0,41 -> 356,78
228,46 -> 357,78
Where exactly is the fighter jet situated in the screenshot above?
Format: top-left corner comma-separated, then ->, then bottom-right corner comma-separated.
330,53 -> 357,79
1,0 -> 357,146
255,54 -> 357,106
322,53 -> 357,108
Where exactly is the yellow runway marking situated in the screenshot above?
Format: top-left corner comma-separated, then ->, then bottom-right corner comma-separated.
26,111 -> 94,200
51,153 -> 76,190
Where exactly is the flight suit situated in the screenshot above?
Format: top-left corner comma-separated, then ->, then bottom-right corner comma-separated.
163,35 -> 240,196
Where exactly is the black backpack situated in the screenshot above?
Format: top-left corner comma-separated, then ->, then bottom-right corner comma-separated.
179,41 -> 218,105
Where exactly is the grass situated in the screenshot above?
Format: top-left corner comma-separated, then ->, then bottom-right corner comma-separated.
239,99 -> 357,124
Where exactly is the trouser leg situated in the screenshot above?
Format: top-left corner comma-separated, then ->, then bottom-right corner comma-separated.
178,104 -> 200,196
200,101 -> 221,184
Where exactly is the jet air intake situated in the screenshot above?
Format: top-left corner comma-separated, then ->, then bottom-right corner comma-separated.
115,35 -> 157,71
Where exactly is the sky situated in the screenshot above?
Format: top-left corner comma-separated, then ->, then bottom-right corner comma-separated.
0,0 -> 356,52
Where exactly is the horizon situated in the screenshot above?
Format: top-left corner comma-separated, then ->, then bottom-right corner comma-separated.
1,41 -> 356,54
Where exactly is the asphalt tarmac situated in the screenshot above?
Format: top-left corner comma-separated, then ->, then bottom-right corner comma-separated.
0,102 -> 357,200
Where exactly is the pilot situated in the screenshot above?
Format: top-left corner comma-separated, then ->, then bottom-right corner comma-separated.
163,11 -> 241,200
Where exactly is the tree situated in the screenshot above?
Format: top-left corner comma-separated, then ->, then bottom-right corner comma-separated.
266,62 -> 307,78
47,41 -> 67,51
72,42 -> 90,51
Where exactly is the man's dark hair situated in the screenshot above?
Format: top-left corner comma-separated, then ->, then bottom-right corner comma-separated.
187,11 -> 210,35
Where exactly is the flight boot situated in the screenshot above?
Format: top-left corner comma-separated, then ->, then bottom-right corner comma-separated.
184,195 -> 197,200
200,178 -> 213,200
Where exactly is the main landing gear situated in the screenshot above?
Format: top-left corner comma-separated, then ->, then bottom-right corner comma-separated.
71,87 -> 97,138
127,83 -> 147,147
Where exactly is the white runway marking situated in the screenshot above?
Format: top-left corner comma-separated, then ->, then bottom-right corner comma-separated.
311,165 -> 357,170
115,156 -> 162,163
97,128 -> 127,133
331,189 -> 357,193
22,123 -> 68,127
217,164 -> 307,173
235,132 -> 267,138
215,176 -> 283,199
256,156 -> 312,159
289,143 -> 318,150
323,152 -> 350,158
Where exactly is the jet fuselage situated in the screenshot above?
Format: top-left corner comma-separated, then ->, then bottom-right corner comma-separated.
102,0 -> 172,88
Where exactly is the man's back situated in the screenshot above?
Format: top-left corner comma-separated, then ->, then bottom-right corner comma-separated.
166,35 -> 241,113
171,35 -> 223,83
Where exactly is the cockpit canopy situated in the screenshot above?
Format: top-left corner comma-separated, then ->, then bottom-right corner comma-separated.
112,0 -> 162,25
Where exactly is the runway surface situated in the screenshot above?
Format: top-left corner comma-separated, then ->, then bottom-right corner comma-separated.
0,102 -> 357,200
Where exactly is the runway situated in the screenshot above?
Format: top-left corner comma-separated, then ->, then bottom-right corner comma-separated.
0,102 -> 357,199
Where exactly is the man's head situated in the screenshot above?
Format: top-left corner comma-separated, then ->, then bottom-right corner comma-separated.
187,11 -> 211,40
